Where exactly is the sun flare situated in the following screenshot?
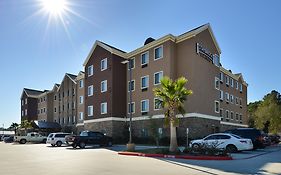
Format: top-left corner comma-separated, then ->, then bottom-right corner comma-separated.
40,0 -> 67,16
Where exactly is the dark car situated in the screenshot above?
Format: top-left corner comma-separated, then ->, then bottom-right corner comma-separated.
269,134 -> 280,144
65,131 -> 113,149
224,128 -> 266,149
3,136 -> 14,143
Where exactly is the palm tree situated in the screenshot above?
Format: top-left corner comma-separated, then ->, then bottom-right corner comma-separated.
154,76 -> 192,152
9,123 -> 19,135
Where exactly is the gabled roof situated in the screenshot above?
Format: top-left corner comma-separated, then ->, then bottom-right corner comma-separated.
21,88 -> 44,99
83,41 -> 127,66
57,73 -> 77,91
220,67 -> 248,86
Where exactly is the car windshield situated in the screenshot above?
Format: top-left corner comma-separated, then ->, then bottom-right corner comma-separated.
230,134 -> 242,139
80,132 -> 88,136
48,134 -> 53,138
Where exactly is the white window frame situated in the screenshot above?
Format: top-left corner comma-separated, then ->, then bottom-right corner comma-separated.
219,90 -> 224,101
88,106 -> 93,116
25,109 -> 27,115
25,98 -> 27,104
219,72 -> 224,82
128,80 -> 135,92
54,107 -> 57,113
128,102 -> 135,114
226,110 -> 229,119
154,45 -> 163,60
101,80 -> 107,93
225,75 -> 229,85
230,78 -> 234,87
230,95 -> 234,104
88,65 -> 93,77
225,92 -> 230,102
220,108 -> 224,118
154,98 -> 163,110
88,85 -> 93,96
239,114 -> 242,121
230,111 -> 234,120
215,77 -> 220,90
141,75 -> 149,89
215,101 -> 220,113
79,80 -> 84,88
128,57 -> 135,70
236,113 -> 239,121
141,51 -> 149,66
239,83 -> 243,92
79,112 -> 84,121
236,81 -> 239,90
79,96 -> 84,104
101,58 -> 108,71
154,71 -> 163,85
240,98 -> 242,107
235,97 -> 239,105
101,102 -> 107,114
141,99 -> 149,113
21,110 -> 24,116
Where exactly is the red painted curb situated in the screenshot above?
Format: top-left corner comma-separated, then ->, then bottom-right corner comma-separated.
118,151 -> 233,160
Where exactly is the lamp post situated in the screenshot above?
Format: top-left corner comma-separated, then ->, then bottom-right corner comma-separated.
121,59 -> 133,146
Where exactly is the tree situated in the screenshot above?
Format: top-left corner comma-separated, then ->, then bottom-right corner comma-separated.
20,120 -> 33,135
9,123 -> 19,135
154,76 -> 192,152
254,90 -> 281,133
248,101 -> 261,128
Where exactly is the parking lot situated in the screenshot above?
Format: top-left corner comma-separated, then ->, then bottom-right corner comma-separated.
0,142 -> 280,175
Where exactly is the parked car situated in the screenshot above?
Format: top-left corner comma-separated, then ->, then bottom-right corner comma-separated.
1,135 -> 11,141
14,132 -> 47,144
65,131 -> 113,149
3,136 -> 14,143
224,128 -> 266,149
46,133 -> 72,147
190,133 -> 253,153
269,134 -> 280,144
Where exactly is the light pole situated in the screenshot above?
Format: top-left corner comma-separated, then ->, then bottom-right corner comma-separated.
121,59 -> 133,144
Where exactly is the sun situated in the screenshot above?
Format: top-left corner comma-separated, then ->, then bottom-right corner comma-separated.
40,0 -> 67,16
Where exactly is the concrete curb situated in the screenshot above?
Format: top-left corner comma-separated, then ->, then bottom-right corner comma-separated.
118,151 -> 233,160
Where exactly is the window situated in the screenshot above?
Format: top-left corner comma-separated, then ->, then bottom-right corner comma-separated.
88,65 -> 93,77
235,97 -> 239,105
141,128 -> 148,137
141,75 -> 149,90
101,102 -> 107,114
154,98 -> 163,110
40,108 -> 43,114
25,98 -> 27,104
72,102 -> 76,109
43,108 -> 46,113
62,117 -> 65,124
101,80 -> 107,93
230,78 -> 234,87
40,98 -> 43,102
219,72 -> 224,82
79,96 -> 83,104
213,54 -> 220,67
88,85 -> 93,96
54,95 -> 57,101
230,95 -> 234,104
154,46 -> 163,60
101,58 -> 108,71
141,99 -> 149,113
21,100 -> 24,106
220,109 -> 223,117
67,90 -> 70,97
239,83 -> 243,92
226,110 -> 229,119
88,106 -> 93,116
239,114 -> 242,121
79,112 -> 83,120
236,81 -> 239,90
141,52 -> 149,66
215,101 -> 220,113
128,58 -> 135,69
68,116 -> 71,124
54,107 -> 57,113
128,102 -> 135,114
21,110 -> 24,116
79,80 -> 84,88
67,103 -> 70,110
225,92 -> 230,102
25,109 -> 27,115
220,90 -> 224,101
236,113 -> 239,121
128,80 -> 135,92
230,111 -> 234,120
240,98 -> 242,107
225,75 -> 229,86
154,71 -> 163,85
215,77 -> 220,90
44,97 -> 46,101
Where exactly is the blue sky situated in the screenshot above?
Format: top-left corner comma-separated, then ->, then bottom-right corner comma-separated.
0,0 -> 281,128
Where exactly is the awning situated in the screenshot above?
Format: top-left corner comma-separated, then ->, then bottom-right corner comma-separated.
33,121 -> 61,129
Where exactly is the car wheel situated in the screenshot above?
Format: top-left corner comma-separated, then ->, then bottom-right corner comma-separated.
226,145 -> 238,153
192,143 -> 200,150
51,144 -> 55,147
72,143 -> 78,149
20,139 -> 27,144
56,141 -> 62,147
42,139 -> 47,143
79,142 -> 86,149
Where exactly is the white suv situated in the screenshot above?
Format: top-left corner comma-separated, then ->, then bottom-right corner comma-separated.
47,133 -> 72,147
